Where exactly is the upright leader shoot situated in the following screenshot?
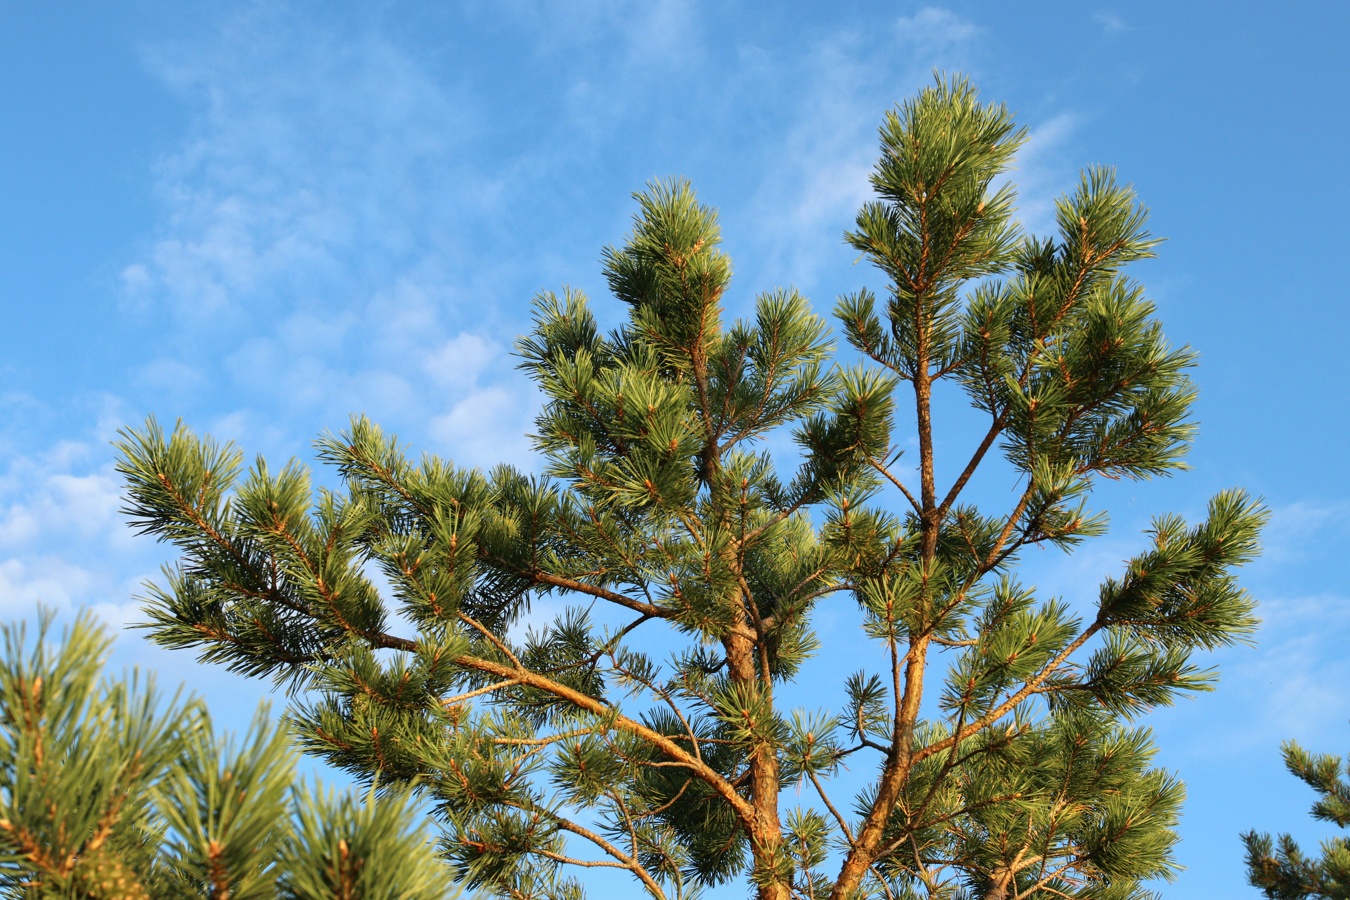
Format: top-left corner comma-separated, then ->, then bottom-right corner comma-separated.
117,77 -> 1264,900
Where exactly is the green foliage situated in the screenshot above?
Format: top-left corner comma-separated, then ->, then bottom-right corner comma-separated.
0,611 -> 455,899
1244,742 -> 1350,899
114,75 -> 1263,900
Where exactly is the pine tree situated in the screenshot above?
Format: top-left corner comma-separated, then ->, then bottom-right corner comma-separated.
1244,741 -> 1350,899
0,610 -> 457,899
115,76 -> 1265,900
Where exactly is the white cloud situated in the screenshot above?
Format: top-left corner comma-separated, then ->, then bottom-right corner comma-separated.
895,7 -> 980,54
120,262 -> 152,300
1005,112 -> 1080,238
1194,591 -> 1350,754
367,278 -> 446,359
116,5 -> 556,474
1259,499 -> 1350,566
726,8 -> 992,296
429,384 -> 538,470
0,557 -> 95,613
0,554 -> 148,632
204,409 -> 256,447
0,446 -> 130,552
134,358 -> 208,403
619,0 -> 702,69
475,0 -> 703,74
738,34 -> 936,291
128,5 -> 492,334
0,422 -> 182,640
424,332 -> 499,390
1093,11 -> 1132,34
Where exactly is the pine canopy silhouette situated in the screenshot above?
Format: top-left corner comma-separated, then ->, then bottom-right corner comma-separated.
116,76 -> 1265,900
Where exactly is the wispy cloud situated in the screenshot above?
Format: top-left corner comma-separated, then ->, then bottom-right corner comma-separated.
1005,113 -> 1080,239
120,3 -> 542,467
0,436 -> 161,628
1258,499 -> 1350,566
116,2 -> 1013,471
0,556 -> 149,630
1148,502 -> 1350,759
740,35 -> 882,291
127,7 -> 489,328
895,7 -> 980,55
1092,11 -> 1132,34
739,8 -> 981,294
1189,590 -> 1350,755
0,556 -> 97,615
0,444 -> 127,551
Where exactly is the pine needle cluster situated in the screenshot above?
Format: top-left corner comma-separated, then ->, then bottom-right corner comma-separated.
1245,742 -> 1350,899
0,611 -> 455,899
115,76 -> 1264,900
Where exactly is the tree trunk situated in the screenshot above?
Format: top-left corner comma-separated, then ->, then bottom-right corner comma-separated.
724,628 -> 788,900
984,866 -> 1013,900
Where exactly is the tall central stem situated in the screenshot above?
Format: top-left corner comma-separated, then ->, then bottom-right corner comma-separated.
725,627 -> 788,900
831,286 -> 940,899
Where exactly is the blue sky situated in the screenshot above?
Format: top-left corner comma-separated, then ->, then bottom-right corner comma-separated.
2,2 -> 1348,896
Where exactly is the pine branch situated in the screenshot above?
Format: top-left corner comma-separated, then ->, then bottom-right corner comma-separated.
867,454 -> 923,515
935,412 -> 1009,519
807,770 -> 854,846
916,621 -> 1103,763
458,652 -> 757,829
515,569 -> 671,620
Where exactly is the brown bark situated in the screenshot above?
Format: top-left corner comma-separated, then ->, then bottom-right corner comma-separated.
832,277 -> 942,899
453,652 -> 757,828
828,637 -> 930,899
724,628 -> 790,900
983,860 -> 1021,900
914,340 -> 942,567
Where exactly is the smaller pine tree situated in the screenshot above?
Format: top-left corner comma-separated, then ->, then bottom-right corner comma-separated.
0,609 -> 459,900
1245,741 -> 1350,900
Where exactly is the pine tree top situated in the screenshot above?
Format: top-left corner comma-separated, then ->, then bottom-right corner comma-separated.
114,75 -> 1265,900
